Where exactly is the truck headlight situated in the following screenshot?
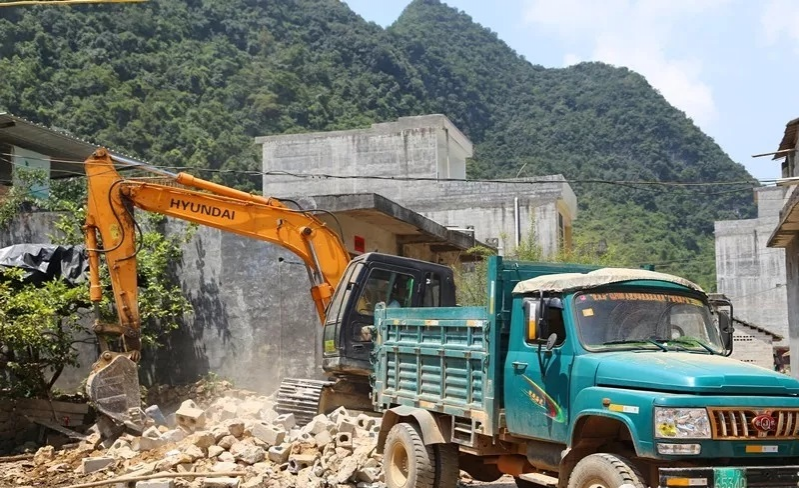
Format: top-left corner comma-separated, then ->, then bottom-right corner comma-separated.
654,407 -> 711,439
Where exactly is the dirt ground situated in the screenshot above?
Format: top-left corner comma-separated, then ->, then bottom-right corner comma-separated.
469,475 -> 519,488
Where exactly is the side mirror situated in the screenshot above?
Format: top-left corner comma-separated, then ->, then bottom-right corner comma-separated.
709,296 -> 734,357
718,311 -> 734,356
523,297 -> 552,343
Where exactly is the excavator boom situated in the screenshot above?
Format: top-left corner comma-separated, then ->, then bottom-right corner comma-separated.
83,148 -> 350,426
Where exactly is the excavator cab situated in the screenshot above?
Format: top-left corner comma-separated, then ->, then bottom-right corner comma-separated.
321,252 -> 456,375
276,253 -> 456,423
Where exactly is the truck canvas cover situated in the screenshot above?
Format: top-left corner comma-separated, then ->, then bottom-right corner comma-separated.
511,267 -> 703,295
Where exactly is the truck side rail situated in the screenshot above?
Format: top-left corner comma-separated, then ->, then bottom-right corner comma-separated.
372,304 -> 498,436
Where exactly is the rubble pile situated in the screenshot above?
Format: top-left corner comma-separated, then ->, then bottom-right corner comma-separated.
6,391 -> 388,488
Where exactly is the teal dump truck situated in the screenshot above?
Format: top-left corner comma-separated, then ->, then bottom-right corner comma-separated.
370,256 -> 799,488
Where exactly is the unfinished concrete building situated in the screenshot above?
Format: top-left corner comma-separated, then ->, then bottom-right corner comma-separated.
257,114 -> 576,257
715,186 -> 789,347
767,117 -> 799,377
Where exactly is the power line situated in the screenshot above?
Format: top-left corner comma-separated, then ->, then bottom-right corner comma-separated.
727,284 -> 786,300
2,153 -> 776,193
0,0 -> 145,6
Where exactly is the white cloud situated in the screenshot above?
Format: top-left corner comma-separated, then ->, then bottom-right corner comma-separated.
523,0 -> 728,128
761,0 -> 799,47
563,53 -> 582,66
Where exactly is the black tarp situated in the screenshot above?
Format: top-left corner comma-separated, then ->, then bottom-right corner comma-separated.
0,244 -> 88,286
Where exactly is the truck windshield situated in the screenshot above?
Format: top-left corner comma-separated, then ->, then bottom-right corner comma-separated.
573,290 -> 724,353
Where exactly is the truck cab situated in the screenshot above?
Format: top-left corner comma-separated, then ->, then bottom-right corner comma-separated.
371,257 -> 799,488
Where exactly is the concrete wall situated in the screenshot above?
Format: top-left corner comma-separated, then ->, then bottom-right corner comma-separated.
786,236 -> 799,376
258,115 -> 472,199
0,212 -> 98,393
318,212 -> 398,256
1,212 -> 326,395
731,327 -> 775,371
141,220 -> 325,394
715,186 -> 788,344
258,115 -> 575,257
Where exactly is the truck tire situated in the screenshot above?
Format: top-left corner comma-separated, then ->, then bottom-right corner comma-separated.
566,453 -> 646,488
435,443 -> 460,488
384,422 -> 436,488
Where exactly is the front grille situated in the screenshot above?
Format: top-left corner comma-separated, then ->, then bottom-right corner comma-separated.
708,408 -> 799,439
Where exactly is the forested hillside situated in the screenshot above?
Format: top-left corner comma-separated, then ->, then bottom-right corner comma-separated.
0,0 -> 757,289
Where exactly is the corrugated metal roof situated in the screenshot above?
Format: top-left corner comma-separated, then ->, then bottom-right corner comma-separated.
734,317 -> 783,341
774,117 -> 799,159
0,112 -> 146,179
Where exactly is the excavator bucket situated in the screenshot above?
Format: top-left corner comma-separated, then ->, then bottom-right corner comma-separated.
85,355 -> 144,431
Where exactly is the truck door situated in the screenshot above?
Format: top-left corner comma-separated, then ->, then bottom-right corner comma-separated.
503,297 -> 572,443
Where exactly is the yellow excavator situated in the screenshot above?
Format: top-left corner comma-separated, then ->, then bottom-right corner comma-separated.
82,148 -> 457,430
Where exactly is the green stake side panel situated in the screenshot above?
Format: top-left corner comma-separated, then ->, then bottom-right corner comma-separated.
373,305 -> 494,432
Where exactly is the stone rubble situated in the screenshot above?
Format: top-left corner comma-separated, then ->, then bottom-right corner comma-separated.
15,384 -> 388,488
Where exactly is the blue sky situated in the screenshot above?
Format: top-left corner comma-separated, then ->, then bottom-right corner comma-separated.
344,0 -> 799,182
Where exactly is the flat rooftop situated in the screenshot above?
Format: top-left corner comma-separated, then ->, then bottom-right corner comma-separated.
302,192 -> 494,257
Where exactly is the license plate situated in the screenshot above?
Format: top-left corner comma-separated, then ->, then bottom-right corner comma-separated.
714,468 -> 747,488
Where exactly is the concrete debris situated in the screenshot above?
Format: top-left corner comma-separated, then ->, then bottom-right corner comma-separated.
272,413 -> 296,431
267,444 -> 290,463
176,406 -> 207,431
203,477 -> 241,488
33,445 -> 54,465
2,379 -> 391,488
80,456 -> 115,474
136,480 -> 174,488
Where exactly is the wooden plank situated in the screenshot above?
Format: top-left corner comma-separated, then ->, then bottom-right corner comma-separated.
16,398 -> 89,415
24,417 -> 87,440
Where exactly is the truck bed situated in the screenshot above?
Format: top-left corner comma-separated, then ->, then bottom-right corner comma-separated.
372,305 -> 497,436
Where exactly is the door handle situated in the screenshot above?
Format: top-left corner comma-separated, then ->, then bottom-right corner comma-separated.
511,361 -> 528,369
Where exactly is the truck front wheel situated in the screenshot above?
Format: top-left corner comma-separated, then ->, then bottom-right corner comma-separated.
566,453 -> 645,488
384,422 -> 436,488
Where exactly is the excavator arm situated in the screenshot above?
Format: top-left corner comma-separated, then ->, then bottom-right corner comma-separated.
83,148 -> 351,427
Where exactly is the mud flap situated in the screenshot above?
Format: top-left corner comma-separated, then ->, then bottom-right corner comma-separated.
85,355 -> 144,432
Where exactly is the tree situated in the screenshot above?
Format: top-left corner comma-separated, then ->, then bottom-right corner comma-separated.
0,171 -> 195,398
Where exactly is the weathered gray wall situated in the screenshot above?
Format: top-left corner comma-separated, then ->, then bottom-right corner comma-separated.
0,212 -> 98,393
259,115 -> 576,257
2,212 -> 325,395
140,221 -> 324,394
0,210 -> 61,248
715,187 -> 788,344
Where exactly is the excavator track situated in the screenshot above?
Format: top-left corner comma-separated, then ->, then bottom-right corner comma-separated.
275,378 -> 333,426
275,376 -> 374,426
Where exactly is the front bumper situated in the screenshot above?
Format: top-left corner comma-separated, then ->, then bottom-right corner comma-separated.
659,466 -> 799,488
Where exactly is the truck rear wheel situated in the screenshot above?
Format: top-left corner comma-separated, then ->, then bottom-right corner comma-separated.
384,422 -> 436,488
435,443 -> 460,488
566,453 -> 645,488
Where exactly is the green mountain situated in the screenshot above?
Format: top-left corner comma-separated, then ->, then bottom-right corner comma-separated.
0,0 -> 757,289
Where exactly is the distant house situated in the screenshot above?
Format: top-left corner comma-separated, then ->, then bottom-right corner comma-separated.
731,318 -> 783,371
714,186 -> 788,348
0,112 -> 140,199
